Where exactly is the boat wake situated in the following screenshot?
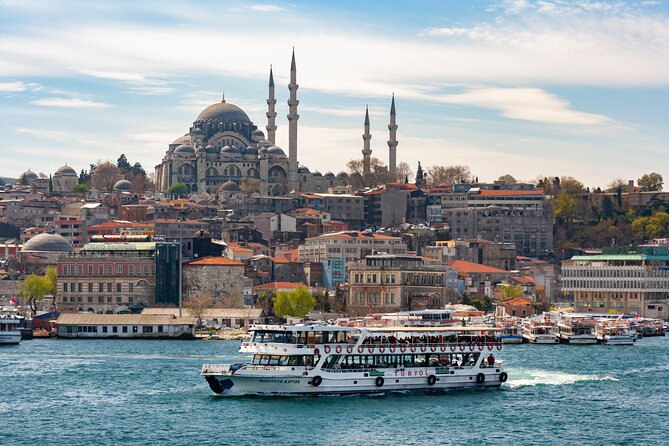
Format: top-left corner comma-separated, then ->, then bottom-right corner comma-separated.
506,368 -> 618,389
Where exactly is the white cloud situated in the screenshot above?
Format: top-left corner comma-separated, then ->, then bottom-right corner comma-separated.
301,106 -> 386,118
0,81 -> 41,92
75,68 -> 175,94
248,4 -> 285,12
31,98 -> 112,108
15,127 -> 70,141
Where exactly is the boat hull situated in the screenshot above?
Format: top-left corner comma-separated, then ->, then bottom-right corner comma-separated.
0,332 -> 22,345
524,334 -> 559,344
601,335 -> 635,346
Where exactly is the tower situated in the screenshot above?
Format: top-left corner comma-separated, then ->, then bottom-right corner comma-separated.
266,65 -> 277,144
362,105 -> 372,176
287,49 -> 299,191
387,94 -> 398,177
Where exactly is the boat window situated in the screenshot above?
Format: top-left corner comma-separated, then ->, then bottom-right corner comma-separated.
251,355 -> 262,365
259,355 -> 270,365
268,356 -> 281,365
278,356 -> 290,366
297,332 -> 308,344
314,331 -> 325,344
306,332 -> 316,345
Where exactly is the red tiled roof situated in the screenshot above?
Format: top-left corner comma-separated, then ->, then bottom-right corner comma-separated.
511,276 -> 535,285
475,190 -> 544,197
271,257 -> 290,264
448,260 -> 509,274
502,297 -> 534,306
185,256 -> 244,266
254,281 -> 305,290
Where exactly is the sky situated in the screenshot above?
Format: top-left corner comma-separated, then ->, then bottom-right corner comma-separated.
0,0 -> 668,189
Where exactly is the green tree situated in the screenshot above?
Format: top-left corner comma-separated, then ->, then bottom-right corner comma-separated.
632,211 -> 669,240
19,265 -> 57,315
117,154 -> 132,173
273,286 -> 316,318
73,183 -> 89,193
502,285 -> 523,299
167,183 -> 188,195
638,172 -> 663,192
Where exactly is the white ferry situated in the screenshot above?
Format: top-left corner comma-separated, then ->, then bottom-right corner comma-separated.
202,323 -> 507,396
500,323 -> 524,344
522,321 -> 559,344
557,318 -> 597,344
0,315 -> 22,345
595,324 -> 636,346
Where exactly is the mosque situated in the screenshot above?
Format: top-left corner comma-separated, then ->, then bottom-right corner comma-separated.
154,50 -> 399,196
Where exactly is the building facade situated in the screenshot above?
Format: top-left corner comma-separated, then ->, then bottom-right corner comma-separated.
182,256 -> 246,306
298,231 -> 407,264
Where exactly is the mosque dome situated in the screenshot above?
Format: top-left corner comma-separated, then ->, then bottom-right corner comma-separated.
313,171 -> 322,177
242,146 -> 258,155
324,172 -> 335,178
18,170 -> 39,184
336,171 -> 349,178
267,146 -> 285,156
219,181 -> 241,192
55,165 -> 77,177
191,127 -> 205,136
298,166 -> 310,174
22,233 -> 73,253
171,134 -> 191,146
195,101 -> 251,124
175,144 -> 194,154
205,145 -> 218,154
251,129 -> 265,139
221,145 -> 241,154
113,179 -> 132,192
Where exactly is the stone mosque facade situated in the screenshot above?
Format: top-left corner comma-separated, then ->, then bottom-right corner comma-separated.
155,51 -> 357,196
155,51 -> 397,195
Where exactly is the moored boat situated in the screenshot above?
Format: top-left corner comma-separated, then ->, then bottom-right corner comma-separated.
202,323 -> 508,396
500,323 -> 524,344
522,321 -> 559,344
595,324 -> 636,346
0,315 -> 22,345
557,316 -> 597,344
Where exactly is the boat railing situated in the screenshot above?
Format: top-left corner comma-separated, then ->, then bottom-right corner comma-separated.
319,342 -> 503,354
201,364 -> 232,375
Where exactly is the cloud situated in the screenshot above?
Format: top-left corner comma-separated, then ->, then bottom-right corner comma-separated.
15,127 -> 70,141
248,4 -> 285,12
301,106 -> 386,118
31,98 -> 113,108
0,81 -> 41,93
75,68 -> 175,94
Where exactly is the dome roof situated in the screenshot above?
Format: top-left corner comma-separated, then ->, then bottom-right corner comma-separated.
221,145 -> 241,154
55,165 -> 77,176
267,146 -> 285,156
251,129 -> 265,137
313,171 -> 322,177
18,170 -> 39,183
191,127 -> 205,136
113,179 -> 132,191
175,144 -> 194,154
195,102 -> 251,124
22,233 -> 73,253
336,171 -> 349,178
218,180 -> 241,192
171,134 -> 191,146
242,146 -> 258,155
298,166 -> 310,173
324,171 -> 335,178
205,145 -> 218,154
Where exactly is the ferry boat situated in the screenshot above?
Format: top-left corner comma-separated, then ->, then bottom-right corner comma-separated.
500,323 -> 524,344
557,318 -> 597,344
0,315 -> 22,345
595,324 -> 636,346
522,321 -> 559,344
202,323 -> 508,396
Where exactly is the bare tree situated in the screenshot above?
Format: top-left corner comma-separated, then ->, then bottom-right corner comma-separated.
240,178 -> 261,195
395,162 -> 413,182
346,157 -> 394,188
606,177 -> 627,192
497,174 -> 517,184
183,292 -> 213,327
92,162 -> 123,192
427,165 -> 472,185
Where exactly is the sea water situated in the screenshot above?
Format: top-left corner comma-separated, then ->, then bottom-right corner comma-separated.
1,337 -> 667,446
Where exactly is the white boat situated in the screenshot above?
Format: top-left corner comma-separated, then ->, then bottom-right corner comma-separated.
522,322 -> 559,344
500,324 -> 524,344
202,323 -> 508,396
0,315 -> 22,345
557,318 -> 597,344
595,324 -> 636,346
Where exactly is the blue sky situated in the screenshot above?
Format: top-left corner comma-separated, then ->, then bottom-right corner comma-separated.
1,0 -> 668,188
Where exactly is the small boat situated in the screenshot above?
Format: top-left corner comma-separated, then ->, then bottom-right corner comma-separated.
202,322 -> 508,396
522,321 -> 559,344
0,315 -> 22,345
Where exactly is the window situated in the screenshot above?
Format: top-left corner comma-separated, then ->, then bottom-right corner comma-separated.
129,265 -> 134,275
129,283 -> 134,293
102,326 -> 108,333
122,326 -> 128,333
143,326 -> 153,333
116,296 -> 122,303
63,283 -> 68,292
116,265 -> 123,275
143,266 -> 149,275
107,265 -> 112,276
88,283 -> 93,292
116,283 -> 122,292
107,283 -> 112,292
77,265 -> 83,275
98,265 -> 104,275
78,283 -> 82,292
88,265 -> 93,275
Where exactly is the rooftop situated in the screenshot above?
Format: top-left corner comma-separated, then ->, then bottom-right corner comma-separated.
184,256 -> 244,266
448,259 -> 510,274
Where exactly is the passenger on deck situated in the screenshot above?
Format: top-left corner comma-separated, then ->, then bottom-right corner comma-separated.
488,354 -> 495,366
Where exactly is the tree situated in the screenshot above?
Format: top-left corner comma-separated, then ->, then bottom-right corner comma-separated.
240,178 -> 262,195
427,165 -> 472,185
395,162 -> 413,182
91,162 -> 123,192
497,174 -> 517,184
502,285 -> 523,299
415,161 -> 426,187
638,172 -> 663,192
346,157 -> 393,188
19,265 -> 56,315
273,286 -> 316,318
117,154 -> 132,173
131,174 -> 150,194
632,211 -> 669,240
558,176 -> 586,195
183,292 -> 213,327
73,183 -> 89,193
167,183 -> 188,195
130,162 -> 146,177
606,177 -> 627,192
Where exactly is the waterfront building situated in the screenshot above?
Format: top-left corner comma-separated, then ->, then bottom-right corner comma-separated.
155,242 -> 180,307
182,256 -> 245,306
56,241 -> 156,312
321,257 -> 347,289
298,231 -> 407,264
153,219 -> 208,258
561,246 -> 669,319
142,307 -> 263,328
447,260 -> 513,299
55,313 -> 196,339
347,254 -> 459,316
295,193 -> 365,227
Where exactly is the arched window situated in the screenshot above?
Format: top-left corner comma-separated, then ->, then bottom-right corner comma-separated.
247,168 -> 259,177
224,165 -> 241,176
206,167 -> 218,176
178,164 -> 195,176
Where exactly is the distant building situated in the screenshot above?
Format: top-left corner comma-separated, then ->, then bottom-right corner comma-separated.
561,246 -> 669,319
155,243 -> 181,307
321,257 -> 347,289
182,256 -> 245,306
447,259 -> 513,299
298,231 -> 407,264
55,313 -> 196,339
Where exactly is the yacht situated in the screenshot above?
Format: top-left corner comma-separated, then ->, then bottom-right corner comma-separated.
522,321 -> 559,344
202,323 -> 507,396
0,315 -> 22,345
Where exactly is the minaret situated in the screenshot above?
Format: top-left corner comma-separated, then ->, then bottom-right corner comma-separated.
362,105 -> 372,176
287,49 -> 299,191
387,94 -> 398,177
266,65 -> 277,144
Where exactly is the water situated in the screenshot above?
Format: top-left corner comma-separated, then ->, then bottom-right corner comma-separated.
1,338 -> 668,446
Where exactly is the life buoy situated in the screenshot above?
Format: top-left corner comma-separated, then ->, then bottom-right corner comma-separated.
400,345 -> 407,353
450,344 -> 456,352
427,375 -> 437,386
368,346 -> 374,353
477,343 -> 484,351
496,343 -> 502,351
324,345 -> 331,354
346,345 -> 353,354
375,376 -> 384,387
312,375 -> 323,387
440,345 -> 446,353
476,373 -> 485,384
499,372 -> 508,383
389,345 -> 396,353
314,348 -> 320,355
357,346 -> 364,353
420,345 -> 427,353
335,345 -> 342,354
430,344 -> 437,352
469,343 -> 476,352
410,345 -> 417,353
459,344 -> 465,352
487,343 -> 494,351
379,345 -> 385,353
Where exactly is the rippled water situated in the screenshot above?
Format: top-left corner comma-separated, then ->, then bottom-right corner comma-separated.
1,337 -> 668,445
